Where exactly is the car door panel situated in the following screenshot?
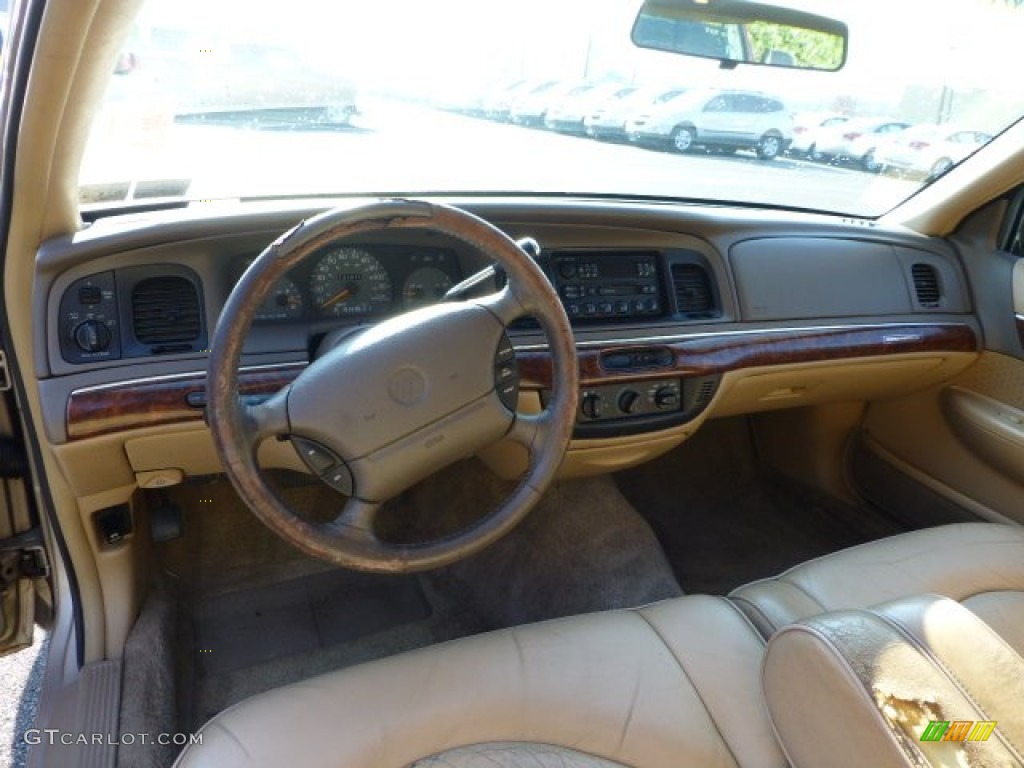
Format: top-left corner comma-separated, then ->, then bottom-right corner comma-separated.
943,386 -> 1024,485
861,352 -> 1024,524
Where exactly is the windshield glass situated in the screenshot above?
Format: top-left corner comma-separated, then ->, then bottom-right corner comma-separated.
78,0 -> 1024,217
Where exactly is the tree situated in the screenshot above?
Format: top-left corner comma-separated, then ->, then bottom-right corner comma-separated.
746,22 -> 844,69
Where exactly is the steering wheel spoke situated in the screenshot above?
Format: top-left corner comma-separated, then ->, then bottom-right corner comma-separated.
243,390 -> 290,444
329,497 -> 380,541
507,410 -> 554,452
478,283 -> 528,326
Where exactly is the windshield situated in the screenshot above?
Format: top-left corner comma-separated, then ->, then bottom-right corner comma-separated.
78,0 -> 1024,217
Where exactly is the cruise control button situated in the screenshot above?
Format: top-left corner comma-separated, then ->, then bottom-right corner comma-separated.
324,464 -> 354,496
495,363 -> 516,383
292,437 -> 340,475
495,334 -> 515,363
498,381 -> 519,410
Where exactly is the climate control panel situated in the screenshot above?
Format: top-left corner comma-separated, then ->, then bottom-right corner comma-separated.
579,380 -> 682,422
544,374 -> 720,438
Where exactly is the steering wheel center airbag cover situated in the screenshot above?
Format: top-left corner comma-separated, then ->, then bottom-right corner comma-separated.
288,302 -> 508,461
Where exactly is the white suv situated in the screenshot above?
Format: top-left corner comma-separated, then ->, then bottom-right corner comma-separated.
627,88 -> 793,160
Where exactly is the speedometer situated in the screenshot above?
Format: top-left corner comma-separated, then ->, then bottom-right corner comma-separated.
310,247 -> 394,317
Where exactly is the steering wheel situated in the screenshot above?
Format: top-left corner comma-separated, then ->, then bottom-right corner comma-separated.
207,200 -> 579,573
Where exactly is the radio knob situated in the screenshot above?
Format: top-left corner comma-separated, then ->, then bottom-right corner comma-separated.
654,387 -> 680,410
558,262 -> 577,280
73,320 -> 112,353
617,389 -> 641,414
581,393 -> 603,420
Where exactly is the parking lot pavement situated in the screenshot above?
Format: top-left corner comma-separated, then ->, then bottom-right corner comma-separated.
0,627 -> 48,768
80,99 -> 917,216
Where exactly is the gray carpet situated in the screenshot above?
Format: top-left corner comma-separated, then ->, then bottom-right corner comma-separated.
118,594 -> 178,768
615,416 -> 906,595
428,471 -> 682,628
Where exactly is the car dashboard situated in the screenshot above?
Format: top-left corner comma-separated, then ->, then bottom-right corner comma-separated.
33,197 -> 980,494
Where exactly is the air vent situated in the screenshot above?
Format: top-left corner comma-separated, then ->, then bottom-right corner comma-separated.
695,379 -> 717,408
132,276 -> 201,346
670,263 -> 716,317
911,263 -> 942,308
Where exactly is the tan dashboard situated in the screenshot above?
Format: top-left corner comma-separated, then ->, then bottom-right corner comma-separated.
36,199 -> 981,493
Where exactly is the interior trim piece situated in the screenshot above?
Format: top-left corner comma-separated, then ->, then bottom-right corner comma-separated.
517,323 -> 978,388
859,432 -> 1014,525
62,323 -> 976,441
942,386 -> 1024,484
66,363 -> 305,440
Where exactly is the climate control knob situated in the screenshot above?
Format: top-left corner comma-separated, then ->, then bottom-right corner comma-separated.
73,320 -> 112,353
654,387 -> 680,410
581,393 -> 603,420
617,389 -> 641,414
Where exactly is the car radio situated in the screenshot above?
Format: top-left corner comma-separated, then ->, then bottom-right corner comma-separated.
547,250 -> 666,322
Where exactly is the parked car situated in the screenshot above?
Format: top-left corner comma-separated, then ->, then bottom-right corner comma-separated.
584,86 -> 687,141
811,116 -> 911,171
788,111 -> 849,158
874,124 -> 993,180
481,79 -> 532,122
512,82 -> 593,127
544,83 -> 634,135
627,88 -> 793,160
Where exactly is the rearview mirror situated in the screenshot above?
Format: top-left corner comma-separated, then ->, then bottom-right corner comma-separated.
632,0 -> 847,72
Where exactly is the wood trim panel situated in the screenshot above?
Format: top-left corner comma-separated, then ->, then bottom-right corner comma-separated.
65,323 -> 977,441
517,323 -> 978,388
66,364 -> 305,441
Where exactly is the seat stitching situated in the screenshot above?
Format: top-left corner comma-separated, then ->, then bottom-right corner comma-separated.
727,594 -> 778,637
716,596 -> 768,648
774,575 -> 827,616
769,623 -> 932,768
631,609 -> 742,768
869,606 -> 1024,763
407,740 -> 635,768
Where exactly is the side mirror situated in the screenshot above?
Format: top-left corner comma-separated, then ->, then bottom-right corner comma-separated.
632,0 -> 847,72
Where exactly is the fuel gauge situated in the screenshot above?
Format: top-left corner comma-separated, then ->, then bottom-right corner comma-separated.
402,267 -> 454,310
255,277 -> 304,321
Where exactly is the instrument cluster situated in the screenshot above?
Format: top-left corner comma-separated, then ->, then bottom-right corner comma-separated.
233,245 -> 462,323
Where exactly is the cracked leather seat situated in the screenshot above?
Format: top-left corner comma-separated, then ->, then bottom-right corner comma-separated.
175,523 -> 1024,768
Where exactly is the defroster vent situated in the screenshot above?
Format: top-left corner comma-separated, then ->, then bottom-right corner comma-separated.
670,263 -> 717,318
911,263 -> 941,308
132,276 -> 201,347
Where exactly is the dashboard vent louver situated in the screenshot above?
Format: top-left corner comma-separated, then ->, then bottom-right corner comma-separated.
694,380 -> 717,409
131,276 -> 201,346
670,263 -> 716,318
911,263 -> 941,308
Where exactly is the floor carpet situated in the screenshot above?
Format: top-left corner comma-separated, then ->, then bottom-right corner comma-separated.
615,417 -> 907,594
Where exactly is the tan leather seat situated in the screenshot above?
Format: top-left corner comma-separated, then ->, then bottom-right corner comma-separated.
174,595 -> 788,768
730,522 -> 1024,642
176,522 -> 1024,768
